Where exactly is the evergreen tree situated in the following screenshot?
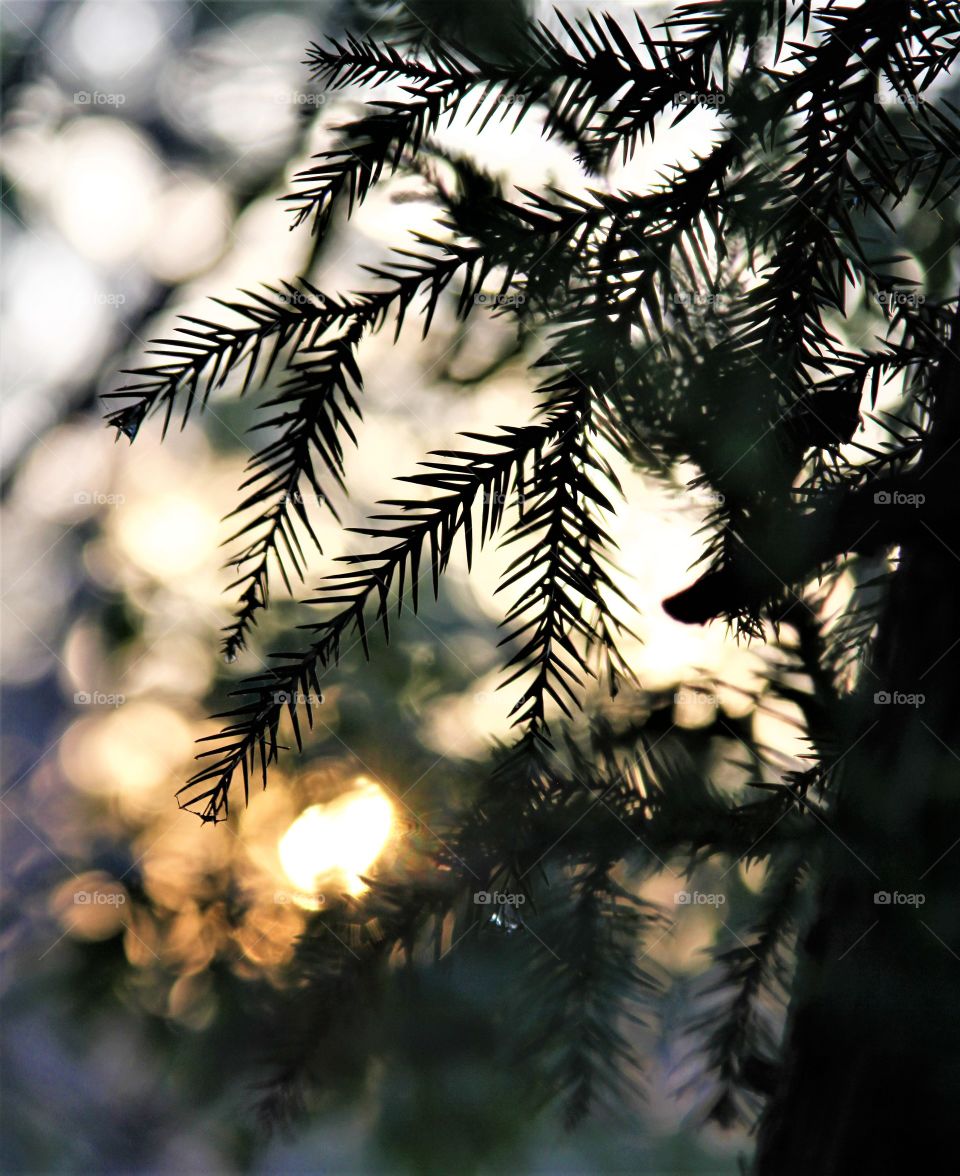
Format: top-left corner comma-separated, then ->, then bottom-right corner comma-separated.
107,2 -> 960,1169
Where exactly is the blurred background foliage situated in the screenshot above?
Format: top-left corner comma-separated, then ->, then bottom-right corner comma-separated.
5,1 -> 948,1172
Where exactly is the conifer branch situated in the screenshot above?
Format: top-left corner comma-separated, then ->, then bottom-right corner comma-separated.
180,401 -> 580,821
685,849 -> 805,1127
102,3 -> 960,1140
220,327 -> 364,660
104,281 -> 335,441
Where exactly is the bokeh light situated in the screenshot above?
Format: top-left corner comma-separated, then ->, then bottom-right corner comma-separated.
4,2 -> 913,1170
278,779 -> 395,903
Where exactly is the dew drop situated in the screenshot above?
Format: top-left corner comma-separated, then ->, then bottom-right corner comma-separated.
489,905 -> 523,934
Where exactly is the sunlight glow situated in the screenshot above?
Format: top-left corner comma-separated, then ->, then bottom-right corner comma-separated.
278,780 -> 394,904
116,491 -> 220,579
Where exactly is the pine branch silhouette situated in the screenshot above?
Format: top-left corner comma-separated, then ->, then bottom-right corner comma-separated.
105,0 -> 960,1151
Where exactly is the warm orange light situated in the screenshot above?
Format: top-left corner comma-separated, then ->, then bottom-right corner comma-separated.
278,779 -> 394,904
